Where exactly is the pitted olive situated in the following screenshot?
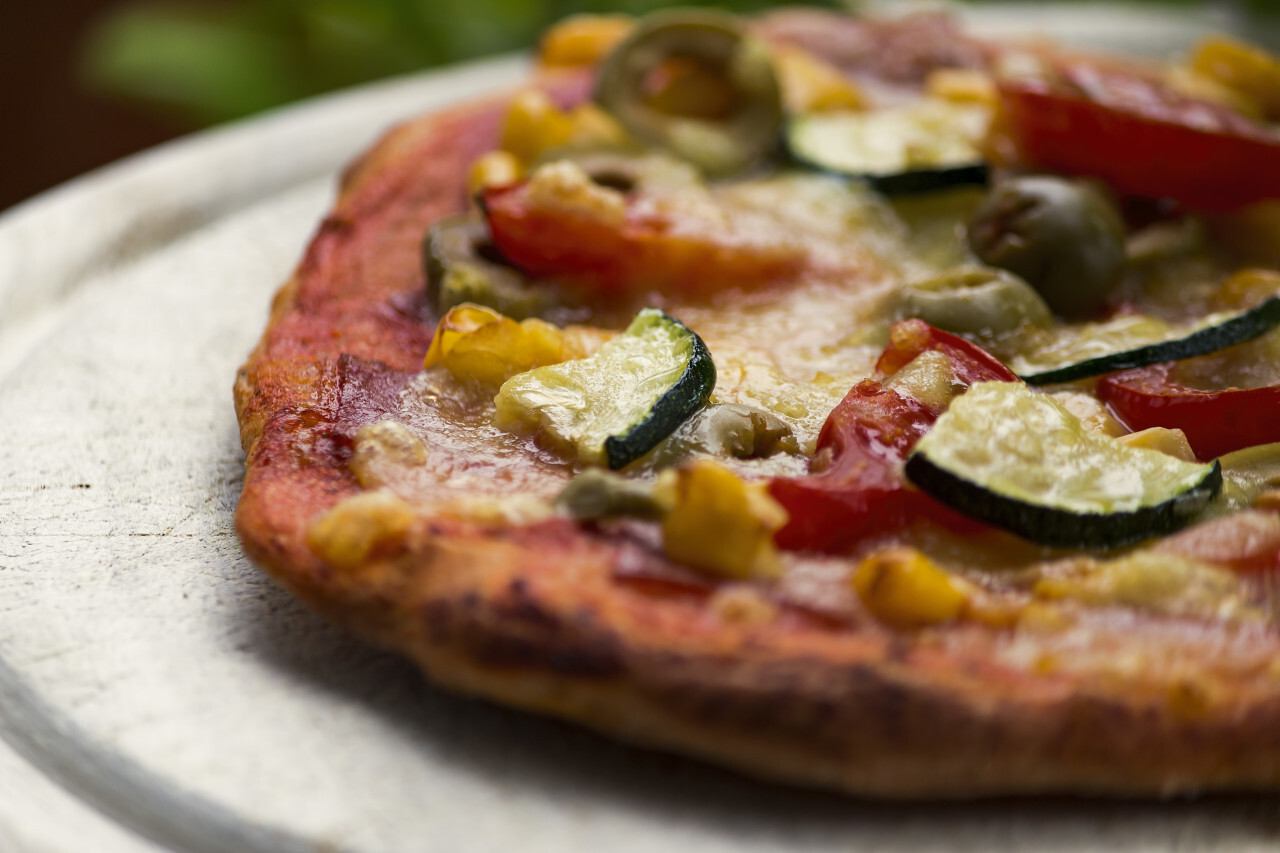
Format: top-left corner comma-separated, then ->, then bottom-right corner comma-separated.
594,10 -> 784,176
966,176 -> 1127,320
647,403 -> 799,468
900,266 -> 1052,335
556,468 -> 667,520
424,215 -> 562,319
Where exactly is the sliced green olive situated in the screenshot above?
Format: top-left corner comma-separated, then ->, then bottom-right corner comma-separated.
966,176 -> 1127,320
647,403 -> 799,467
556,468 -> 667,520
899,267 -> 1052,335
423,215 -> 562,319
594,10 -> 783,176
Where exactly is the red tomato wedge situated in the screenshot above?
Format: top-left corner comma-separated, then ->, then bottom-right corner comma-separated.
996,62 -> 1280,212
770,321 -> 1017,553
1098,362 -> 1280,460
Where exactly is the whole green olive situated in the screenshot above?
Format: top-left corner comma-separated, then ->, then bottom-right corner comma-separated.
900,266 -> 1052,335
594,10 -> 783,176
966,176 -> 1127,320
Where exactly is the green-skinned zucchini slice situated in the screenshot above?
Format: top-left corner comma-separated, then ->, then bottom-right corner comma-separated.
786,101 -> 990,196
495,308 -> 715,469
1015,296 -> 1280,385
905,382 -> 1222,548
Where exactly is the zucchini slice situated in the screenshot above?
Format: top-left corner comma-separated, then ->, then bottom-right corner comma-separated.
495,309 -> 715,469
904,382 -> 1222,548
786,101 -> 989,196
1016,296 -> 1280,385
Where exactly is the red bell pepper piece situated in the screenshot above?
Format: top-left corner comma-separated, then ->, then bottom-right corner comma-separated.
1097,362 -> 1280,460
770,320 -> 1017,553
996,62 -> 1280,212
479,179 -> 812,298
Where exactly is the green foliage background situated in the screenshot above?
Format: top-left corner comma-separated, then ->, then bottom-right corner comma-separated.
82,0 -> 1276,128
81,0 -> 835,127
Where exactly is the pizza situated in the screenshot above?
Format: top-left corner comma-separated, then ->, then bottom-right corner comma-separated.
233,7 -> 1280,797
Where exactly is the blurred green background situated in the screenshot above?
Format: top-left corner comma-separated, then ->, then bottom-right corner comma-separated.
78,0 -> 835,127
0,0 -> 1274,213
76,0 -> 1278,127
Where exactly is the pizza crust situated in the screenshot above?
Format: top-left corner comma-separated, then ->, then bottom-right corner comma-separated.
235,10 -> 1280,797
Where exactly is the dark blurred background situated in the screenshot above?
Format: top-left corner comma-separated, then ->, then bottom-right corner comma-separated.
1,0 -> 1274,214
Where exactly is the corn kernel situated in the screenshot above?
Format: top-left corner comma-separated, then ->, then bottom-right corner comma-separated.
656,460 -> 788,580
424,303 -> 579,386
1017,601 -> 1075,633
539,14 -> 634,68
926,68 -> 998,108
1190,34 -> 1280,120
467,150 -> 522,196
1116,427 -> 1197,463
710,585 -> 779,626
1208,202 -> 1280,268
524,160 -> 627,225
1216,267 -> 1280,310
775,45 -> 866,114
566,103 -> 630,149
1165,66 -> 1262,119
350,419 -> 428,489
851,547 -> 967,628
306,490 -> 416,570
424,304 -> 503,367
501,90 -> 575,165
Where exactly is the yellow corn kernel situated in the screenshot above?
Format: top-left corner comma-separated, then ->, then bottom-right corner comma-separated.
424,303 -> 579,386
1216,267 -> 1280,309
851,547 -> 967,628
1017,600 -> 1075,634
1116,427 -> 1197,463
1165,66 -> 1262,119
774,45 -> 866,113
710,585 -> 779,626
538,14 -> 634,68
566,102 -> 630,149
656,460 -> 788,580
1190,34 -> 1280,120
306,490 -> 416,570
350,418 -> 428,489
1208,202 -> 1280,268
467,150 -> 522,196
1253,488 -> 1280,512
501,90 -> 575,165
925,68 -> 998,108
424,303 -> 503,366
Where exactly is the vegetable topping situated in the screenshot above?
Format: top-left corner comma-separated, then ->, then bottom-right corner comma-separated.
769,320 -> 1017,554
495,308 -> 715,469
1098,362 -> 1280,461
993,60 -> 1280,211
594,10 -> 784,175
786,99 -> 990,195
905,382 -> 1222,548
966,175 -> 1127,320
